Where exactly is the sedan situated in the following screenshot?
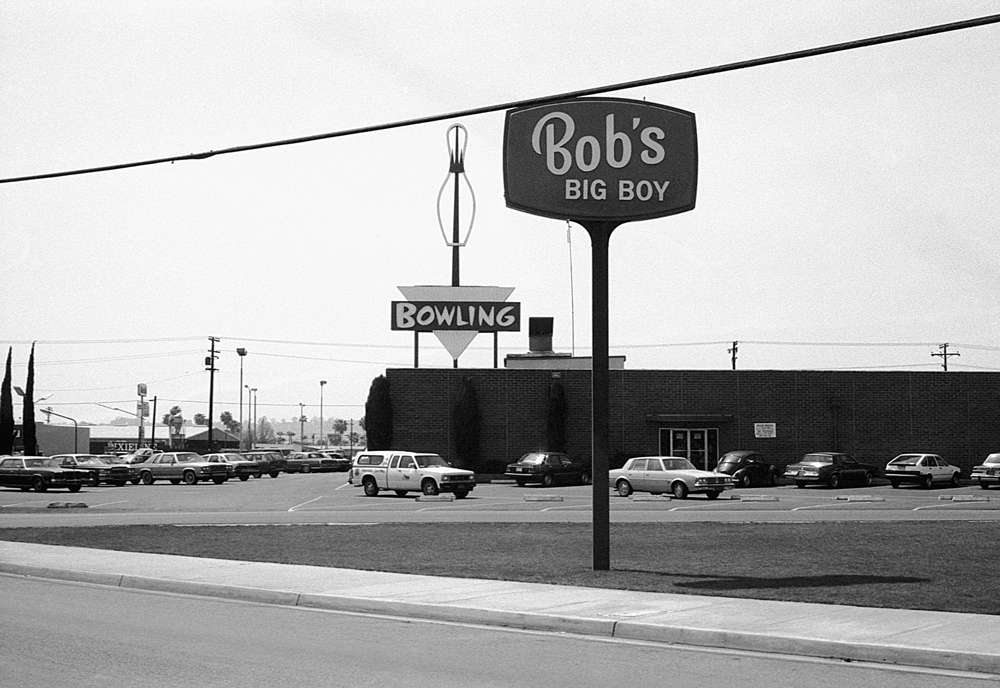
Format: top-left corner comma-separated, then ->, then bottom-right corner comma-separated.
784,452 -> 878,489
714,450 -> 781,488
285,452 -> 340,473
319,451 -> 353,472
505,451 -> 591,487
0,456 -> 89,492
136,452 -> 229,485
884,453 -> 960,489
203,452 -> 262,480
971,453 -> 1000,489
609,456 -> 732,499
99,455 -> 141,484
51,454 -> 132,487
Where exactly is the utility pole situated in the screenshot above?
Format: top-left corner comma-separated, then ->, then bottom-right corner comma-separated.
299,402 -> 305,450
206,337 -> 219,452
931,343 -> 960,371
728,341 -> 738,370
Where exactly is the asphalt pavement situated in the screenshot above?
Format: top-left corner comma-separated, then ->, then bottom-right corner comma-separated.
1,539 -> 998,676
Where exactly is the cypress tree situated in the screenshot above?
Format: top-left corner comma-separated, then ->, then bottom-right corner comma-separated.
0,348 -> 13,455
546,379 -> 567,453
22,343 -> 37,455
364,375 -> 393,450
453,376 -> 481,471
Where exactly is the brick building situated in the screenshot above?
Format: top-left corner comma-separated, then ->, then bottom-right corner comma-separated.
385,367 -> 1000,475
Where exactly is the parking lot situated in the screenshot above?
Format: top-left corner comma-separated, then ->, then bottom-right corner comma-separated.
1,472 -> 998,526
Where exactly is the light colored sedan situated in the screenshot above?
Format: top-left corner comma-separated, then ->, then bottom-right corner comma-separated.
884,453 -> 960,489
609,456 -> 732,499
971,453 -> 1000,489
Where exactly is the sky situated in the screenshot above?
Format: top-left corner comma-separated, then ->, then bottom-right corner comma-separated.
2,2 -> 999,429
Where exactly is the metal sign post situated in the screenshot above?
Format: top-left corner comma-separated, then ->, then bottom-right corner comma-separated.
504,97 -> 697,570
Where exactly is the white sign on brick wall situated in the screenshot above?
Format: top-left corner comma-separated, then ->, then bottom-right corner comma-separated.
754,423 -> 777,438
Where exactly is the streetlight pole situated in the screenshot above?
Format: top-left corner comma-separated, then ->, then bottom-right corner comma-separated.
319,380 -> 327,447
41,408 -> 79,452
237,348 -> 247,451
299,403 -> 305,450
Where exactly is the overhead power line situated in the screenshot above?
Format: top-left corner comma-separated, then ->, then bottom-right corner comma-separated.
2,13 -> 998,185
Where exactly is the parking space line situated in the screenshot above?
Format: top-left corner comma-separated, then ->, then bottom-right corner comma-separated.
791,502 -> 849,511
88,501 -> 131,508
288,496 -> 325,512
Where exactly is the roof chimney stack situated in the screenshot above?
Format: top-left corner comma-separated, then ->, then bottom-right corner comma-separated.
528,317 -> 554,354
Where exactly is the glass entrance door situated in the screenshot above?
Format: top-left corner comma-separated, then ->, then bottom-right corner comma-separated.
659,428 -> 719,470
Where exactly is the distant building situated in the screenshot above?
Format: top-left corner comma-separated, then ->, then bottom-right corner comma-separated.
87,425 -> 238,454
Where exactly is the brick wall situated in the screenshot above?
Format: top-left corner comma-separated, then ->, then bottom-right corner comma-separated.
385,368 -> 1000,474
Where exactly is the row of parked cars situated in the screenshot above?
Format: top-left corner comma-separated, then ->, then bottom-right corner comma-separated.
504,449 -> 1000,500
0,448 -> 354,492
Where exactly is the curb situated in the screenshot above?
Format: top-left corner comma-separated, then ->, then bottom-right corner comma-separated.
2,561 -> 998,675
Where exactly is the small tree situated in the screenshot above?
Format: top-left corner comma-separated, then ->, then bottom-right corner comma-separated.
22,343 -> 38,455
453,376 -> 481,471
0,348 -> 13,455
162,406 -> 184,426
364,375 -> 393,450
193,413 -> 208,426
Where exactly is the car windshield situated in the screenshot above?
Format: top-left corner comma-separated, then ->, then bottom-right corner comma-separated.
662,458 -> 696,471
518,453 -> 545,465
985,454 -> 1000,465
222,454 -> 244,461
25,458 -> 58,468
175,454 -> 201,463
415,454 -> 448,468
717,457 -> 741,465
802,454 -> 833,464
889,455 -> 921,465
69,457 -> 102,465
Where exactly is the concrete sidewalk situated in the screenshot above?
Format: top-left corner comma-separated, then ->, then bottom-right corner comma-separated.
2,540 -> 997,675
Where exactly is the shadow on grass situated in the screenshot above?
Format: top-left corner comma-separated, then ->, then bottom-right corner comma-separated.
618,570 -> 930,592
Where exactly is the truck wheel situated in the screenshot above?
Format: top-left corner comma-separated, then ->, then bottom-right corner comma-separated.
68,485 -> 82,493
363,478 -> 379,497
454,489 -> 469,499
542,473 -> 556,488
421,479 -> 439,496
269,472 -> 280,478
394,490 -> 407,497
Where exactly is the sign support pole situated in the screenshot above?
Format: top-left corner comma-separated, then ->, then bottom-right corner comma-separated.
583,220 -> 618,571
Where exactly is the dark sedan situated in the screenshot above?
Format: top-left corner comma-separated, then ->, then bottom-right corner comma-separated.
714,450 -> 782,488
0,456 -> 89,492
784,452 -> 879,489
52,453 -> 132,487
505,452 -> 591,487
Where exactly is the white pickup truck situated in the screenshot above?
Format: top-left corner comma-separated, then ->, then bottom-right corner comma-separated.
349,450 -> 475,498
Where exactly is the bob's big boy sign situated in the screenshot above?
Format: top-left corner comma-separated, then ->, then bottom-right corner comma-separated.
503,97 -> 697,222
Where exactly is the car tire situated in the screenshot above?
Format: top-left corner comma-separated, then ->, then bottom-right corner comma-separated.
19,486 -> 30,492
422,479 -> 439,496
302,465 -> 311,474
130,479 -> 140,485
795,481 -> 806,488
980,480 -> 990,490
212,477 -> 226,484
671,482 -> 689,499
68,485 -> 81,493
890,480 -> 900,489
269,472 -> 280,478
739,473 -> 752,488
542,473 -> 556,488
394,490 -> 407,497
580,472 -> 592,485
114,480 -> 126,487
768,472 -> 778,487
515,478 -> 527,487
616,480 -> 633,497
255,472 -> 263,479
183,471 -> 199,485
922,474 -> 933,489
140,472 -> 154,485
706,490 -> 721,500
863,472 -> 874,487
828,474 -> 840,489
950,473 -> 959,487
239,475 -> 249,481
87,472 -> 99,487
363,479 -> 379,497
32,476 -> 47,492
454,489 -> 469,499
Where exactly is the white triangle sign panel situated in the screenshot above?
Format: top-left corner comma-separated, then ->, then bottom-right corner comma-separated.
398,286 -> 516,360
